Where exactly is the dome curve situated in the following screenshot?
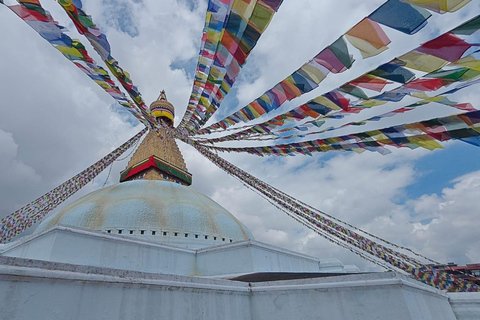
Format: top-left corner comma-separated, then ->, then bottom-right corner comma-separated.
35,181 -> 254,248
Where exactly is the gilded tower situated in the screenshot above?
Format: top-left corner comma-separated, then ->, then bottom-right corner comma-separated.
120,91 -> 192,185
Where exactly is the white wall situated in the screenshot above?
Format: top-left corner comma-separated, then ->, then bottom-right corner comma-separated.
448,292 -> 480,320
3,228 -> 196,276
249,272 -> 457,320
3,227 -> 328,277
0,260 -> 460,320
0,260 -> 251,320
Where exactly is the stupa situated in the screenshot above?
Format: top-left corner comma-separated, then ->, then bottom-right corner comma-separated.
33,91 -> 252,249
0,93 -> 476,320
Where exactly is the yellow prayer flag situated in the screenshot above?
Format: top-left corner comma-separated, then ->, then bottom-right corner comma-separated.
196,73 -> 208,82
300,63 -> 328,84
206,29 -> 221,43
344,35 -> 389,59
312,96 -> 342,111
408,136 -> 444,150
402,0 -> 472,13
55,45 -> 83,59
220,83 -> 230,96
250,1 -> 274,32
94,80 -> 111,89
368,130 -> 389,140
232,0 -> 256,20
58,0 -> 75,11
200,96 -> 209,106
325,137 -> 343,144
397,51 -> 448,72
358,99 -> 388,107
352,148 -> 367,154
344,18 -> 390,59
411,92 -> 430,100
210,66 -> 226,79
404,123 -> 428,133
93,67 -> 108,76
320,145 -> 334,152
205,12 -> 212,22
411,92 -> 445,103
453,55 -> 480,71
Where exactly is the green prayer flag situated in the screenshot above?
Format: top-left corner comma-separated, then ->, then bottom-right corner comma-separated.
339,84 -> 369,99
329,37 -> 354,69
79,14 -> 96,29
311,120 -> 325,128
22,2 -> 48,18
452,15 -> 480,36
460,69 -> 480,81
250,3 -> 274,32
425,67 -> 469,81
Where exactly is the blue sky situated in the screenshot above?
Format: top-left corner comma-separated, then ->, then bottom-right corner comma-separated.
404,141 -> 480,199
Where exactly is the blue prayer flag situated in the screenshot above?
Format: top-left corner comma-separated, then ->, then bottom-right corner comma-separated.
369,0 -> 431,35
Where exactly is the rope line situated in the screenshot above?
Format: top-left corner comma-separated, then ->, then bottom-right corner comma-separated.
190,141 -> 479,292
0,128 -> 147,243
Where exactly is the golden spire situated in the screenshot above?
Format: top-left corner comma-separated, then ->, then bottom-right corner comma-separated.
119,91 -> 192,185
150,90 -> 174,126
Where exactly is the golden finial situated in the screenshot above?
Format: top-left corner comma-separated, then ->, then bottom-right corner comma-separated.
150,90 -> 174,125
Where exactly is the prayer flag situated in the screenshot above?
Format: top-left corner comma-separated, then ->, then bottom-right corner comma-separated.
394,50 -> 448,72
401,0 -> 472,13
349,74 -> 391,91
453,55 -> 480,71
369,63 -> 415,83
314,38 -> 354,72
369,0 -> 431,34
345,18 -> 391,58
451,15 -> 480,35
425,67 -> 468,80
339,84 -> 369,99
417,32 -> 472,62
404,78 -> 446,91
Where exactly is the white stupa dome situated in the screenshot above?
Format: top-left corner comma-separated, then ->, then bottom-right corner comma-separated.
35,180 -> 254,248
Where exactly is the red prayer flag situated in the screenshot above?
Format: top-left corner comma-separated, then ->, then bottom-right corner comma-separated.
417,32 -> 472,62
9,5 -> 50,22
404,78 -> 446,91
349,75 -> 391,92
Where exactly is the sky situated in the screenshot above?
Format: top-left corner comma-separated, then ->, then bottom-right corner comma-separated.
1,0 -> 480,272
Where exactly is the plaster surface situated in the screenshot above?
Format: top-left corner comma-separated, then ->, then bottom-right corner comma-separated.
0,256 -> 458,320
1,227 -> 353,277
1,227 -> 477,320
448,293 -> 480,320
34,181 -> 253,248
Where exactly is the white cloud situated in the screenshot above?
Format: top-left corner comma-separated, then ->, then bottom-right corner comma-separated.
401,170 -> 480,264
0,129 -> 42,212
